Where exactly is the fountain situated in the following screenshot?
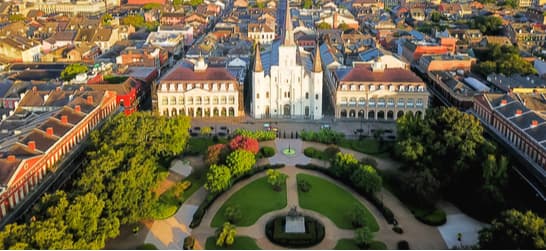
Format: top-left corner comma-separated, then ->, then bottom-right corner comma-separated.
282,143 -> 296,156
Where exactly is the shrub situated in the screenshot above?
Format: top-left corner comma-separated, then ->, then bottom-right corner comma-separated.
233,128 -> 276,141
183,236 -> 195,250
303,147 -> 318,158
190,164 -> 285,228
295,164 -> 396,224
224,204 -> 242,224
229,135 -> 260,154
361,157 -> 378,169
392,226 -> 404,234
298,179 -> 311,192
300,129 -> 345,144
398,240 -> 410,250
205,144 -> 229,165
323,145 -> 340,160
415,209 -> 447,226
260,146 -> 275,157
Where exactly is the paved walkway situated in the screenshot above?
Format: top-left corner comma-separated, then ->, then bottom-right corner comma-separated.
190,139 -> 446,250
140,139 -> 452,250
437,202 -> 487,249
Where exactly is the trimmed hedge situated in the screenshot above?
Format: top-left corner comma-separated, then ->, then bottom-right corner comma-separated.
183,236 -> 195,250
189,163 -> 285,228
398,240 -> 410,250
233,128 -> 276,141
414,208 -> 447,226
265,216 -> 325,248
260,146 -> 275,158
300,129 -> 345,144
137,243 -> 158,250
295,164 -> 396,224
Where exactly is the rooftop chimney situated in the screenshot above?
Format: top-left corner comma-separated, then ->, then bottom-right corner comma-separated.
61,115 -> 68,124
500,99 -> 507,106
46,127 -> 53,136
531,120 -> 538,128
87,95 -> 94,105
75,105 -> 81,113
515,109 -> 522,116
28,141 -> 36,152
7,155 -> 16,162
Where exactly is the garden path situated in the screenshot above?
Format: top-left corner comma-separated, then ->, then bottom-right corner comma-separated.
190,139 -> 446,250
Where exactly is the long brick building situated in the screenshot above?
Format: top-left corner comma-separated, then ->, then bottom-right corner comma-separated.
0,90 -> 117,219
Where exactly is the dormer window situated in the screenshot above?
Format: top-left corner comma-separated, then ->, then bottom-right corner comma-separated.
370,85 -> 376,91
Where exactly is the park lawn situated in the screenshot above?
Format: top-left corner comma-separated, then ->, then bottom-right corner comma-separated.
297,174 -> 379,231
334,239 -> 386,250
205,236 -> 261,250
151,168 -> 207,220
211,176 -> 287,227
186,137 -> 228,155
334,239 -> 360,250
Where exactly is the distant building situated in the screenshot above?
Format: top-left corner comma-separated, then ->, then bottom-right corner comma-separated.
0,90 -> 118,220
157,58 -> 242,117
332,61 -> 429,120
417,53 -> 476,72
473,92 -> 546,199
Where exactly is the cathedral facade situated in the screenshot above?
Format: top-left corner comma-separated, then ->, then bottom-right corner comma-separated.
251,5 -> 323,120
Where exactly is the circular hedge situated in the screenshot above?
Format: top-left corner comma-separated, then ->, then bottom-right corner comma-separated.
265,215 -> 325,248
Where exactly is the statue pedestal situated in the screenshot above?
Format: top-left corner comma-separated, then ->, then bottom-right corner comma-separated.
285,215 -> 306,233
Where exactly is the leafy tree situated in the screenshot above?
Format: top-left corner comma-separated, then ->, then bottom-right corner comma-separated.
350,165 -> 382,194
331,152 -> 359,179
479,210 -> 546,249
143,3 -> 162,10
470,16 -> 503,35
173,0 -> 182,6
224,205 -> 242,224
354,226 -> 374,248
205,164 -> 232,193
430,11 -> 441,22
101,14 -> 113,25
482,155 -> 508,202
61,64 -> 88,81
216,222 -> 237,247
302,0 -> 313,9
190,0 -> 203,7
476,45 -> 537,76
256,1 -> 265,8
401,168 -> 441,207
316,22 -> 332,29
122,15 -> 145,28
349,204 -> 368,228
226,149 -> 256,177
201,126 -> 212,136
337,23 -> 351,31
266,169 -> 287,191
206,143 -> 229,165
9,14 -> 26,22
228,135 -> 259,154
503,0 -> 517,8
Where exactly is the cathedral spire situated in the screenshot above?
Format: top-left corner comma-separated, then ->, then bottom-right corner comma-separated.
253,43 -> 263,72
312,43 -> 322,73
282,1 -> 295,46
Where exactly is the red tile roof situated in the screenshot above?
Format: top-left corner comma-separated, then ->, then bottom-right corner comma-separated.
340,64 -> 422,83
161,65 -> 236,81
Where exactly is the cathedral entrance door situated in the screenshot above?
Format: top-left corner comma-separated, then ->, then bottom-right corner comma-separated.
265,106 -> 270,118
283,104 -> 291,117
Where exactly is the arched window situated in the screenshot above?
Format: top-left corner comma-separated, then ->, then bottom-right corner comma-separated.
170,96 -> 176,105
256,93 -> 260,99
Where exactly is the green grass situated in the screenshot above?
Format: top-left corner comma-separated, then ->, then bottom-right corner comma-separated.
379,170 -> 446,226
211,176 -> 287,227
205,236 -> 261,250
151,168 -> 207,220
337,138 -> 394,158
296,174 -> 379,231
186,137 -> 228,155
334,239 -> 387,250
334,239 -> 360,250
136,243 -> 158,250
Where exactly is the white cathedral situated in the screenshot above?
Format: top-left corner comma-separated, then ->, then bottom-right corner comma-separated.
251,4 -> 323,120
